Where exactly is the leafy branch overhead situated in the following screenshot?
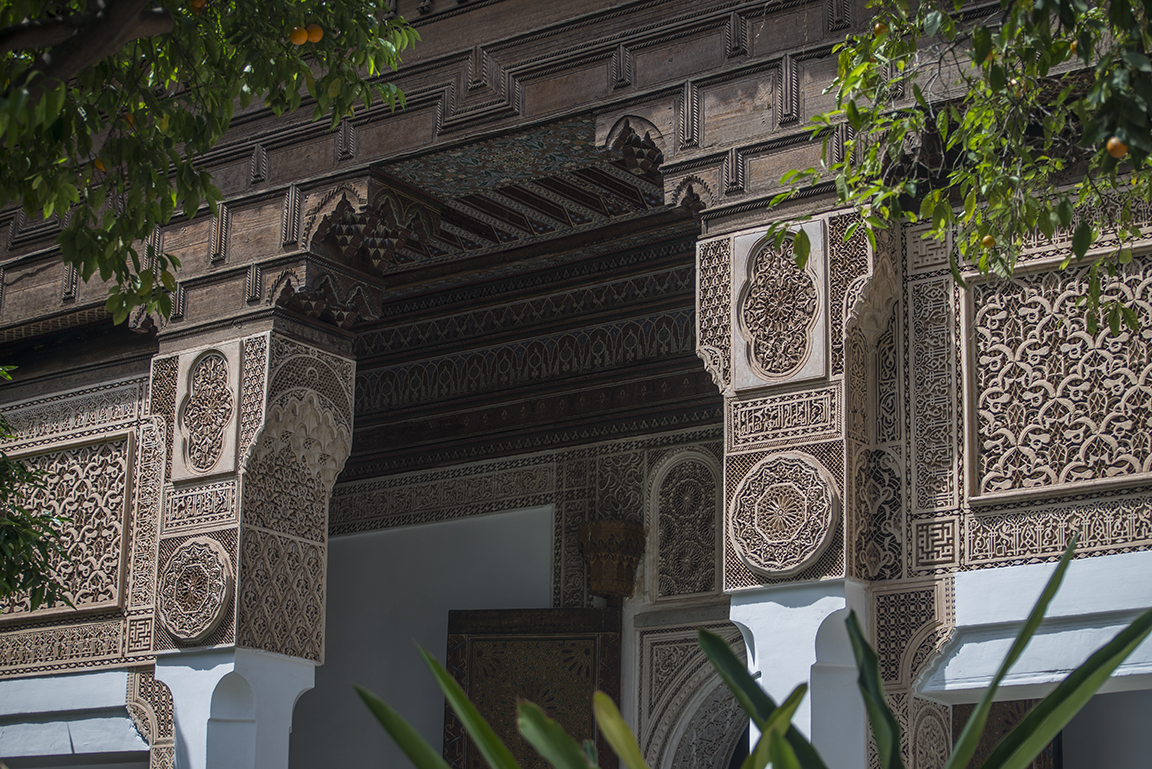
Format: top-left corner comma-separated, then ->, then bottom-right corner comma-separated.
360,538 -> 1152,769
0,0 -> 418,323
774,0 -> 1152,334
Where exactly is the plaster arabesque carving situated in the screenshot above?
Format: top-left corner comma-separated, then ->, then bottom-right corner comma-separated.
737,236 -> 818,380
156,536 -> 234,643
728,452 -> 839,577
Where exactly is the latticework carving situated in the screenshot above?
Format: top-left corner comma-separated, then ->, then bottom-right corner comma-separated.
696,238 -> 731,391
912,697 -> 950,769
723,441 -> 845,590
238,334 -> 268,460
156,536 -> 234,643
3,440 -> 129,615
738,237 -> 818,379
966,490 -> 1152,567
877,309 -> 901,444
829,213 -> 871,374
655,458 -> 718,597
236,527 -> 326,661
851,447 -> 903,581
668,682 -> 747,769
151,357 -> 178,480
357,310 -> 692,415
729,452 -> 839,576
164,480 -> 236,532
974,261 -> 1152,495
909,279 -> 957,511
4,380 -> 144,448
129,418 -> 166,610
181,353 -> 234,474
0,619 -> 123,673
243,392 -> 348,540
872,578 -> 954,690
127,666 -> 175,745
637,623 -> 744,769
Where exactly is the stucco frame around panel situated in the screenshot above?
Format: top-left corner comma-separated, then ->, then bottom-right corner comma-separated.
172,341 -> 242,483
731,221 -> 827,392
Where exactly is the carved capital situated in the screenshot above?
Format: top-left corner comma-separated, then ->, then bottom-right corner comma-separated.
579,520 -> 645,597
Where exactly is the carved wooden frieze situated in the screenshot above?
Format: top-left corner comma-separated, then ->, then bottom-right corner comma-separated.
728,451 -> 839,577
172,343 -> 242,482
732,222 -> 827,391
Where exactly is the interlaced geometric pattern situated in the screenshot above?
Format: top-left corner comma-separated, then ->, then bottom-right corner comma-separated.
974,263 -> 1152,494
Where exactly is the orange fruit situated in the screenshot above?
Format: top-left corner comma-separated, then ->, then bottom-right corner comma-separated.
123,113 -> 134,127
981,235 -> 996,248
1069,39 -> 1077,56
873,21 -> 889,36
190,0 -> 205,7
1107,136 -> 1129,159
307,24 -> 323,43
289,26 -> 308,45
94,158 -> 105,172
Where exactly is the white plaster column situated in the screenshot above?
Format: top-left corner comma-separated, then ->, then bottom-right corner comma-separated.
729,579 -> 867,769
156,647 -> 315,769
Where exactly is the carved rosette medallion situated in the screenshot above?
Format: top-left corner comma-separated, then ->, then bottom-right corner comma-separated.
156,537 -> 233,643
728,453 -> 838,576
182,353 -> 234,473
738,239 -> 819,379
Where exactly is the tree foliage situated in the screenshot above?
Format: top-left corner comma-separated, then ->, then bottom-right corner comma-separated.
776,0 -> 1152,333
1,0 -> 417,324
0,0 -> 416,607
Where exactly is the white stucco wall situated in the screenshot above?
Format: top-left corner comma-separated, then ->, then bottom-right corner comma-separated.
289,505 -> 553,769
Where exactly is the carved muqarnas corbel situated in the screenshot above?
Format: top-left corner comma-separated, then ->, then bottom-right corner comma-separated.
609,118 -> 665,178
309,173 -> 442,276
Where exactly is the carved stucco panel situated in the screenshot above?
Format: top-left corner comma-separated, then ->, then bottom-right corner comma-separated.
156,536 -> 234,643
647,451 -> 720,599
973,261 -> 1152,497
172,342 -> 242,482
728,451 -> 839,577
731,222 -> 827,391
2,438 -> 131,619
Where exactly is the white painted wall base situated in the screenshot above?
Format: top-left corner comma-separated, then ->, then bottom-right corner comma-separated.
919,550 -> 1152,703
155,647 -> 315,769
0,670 -> 148,765
729,579 -> 868,769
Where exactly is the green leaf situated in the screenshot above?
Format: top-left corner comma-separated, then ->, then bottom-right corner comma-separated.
518,702 -> 592,769
793,229 -> 811,268
1072,222 -> 1092,259
923,10 -> 942,38
697,630 -> 828,769
420,647 -> 521,769
592,692 -> 649,769
984,606 -> 1152,769
582,739 -> 600,769
846,613 -> 904,769
356,685 -> 453,769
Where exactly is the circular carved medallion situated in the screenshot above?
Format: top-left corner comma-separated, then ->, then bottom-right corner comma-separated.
728,452 -> 838,577
157,536 -> 233,643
